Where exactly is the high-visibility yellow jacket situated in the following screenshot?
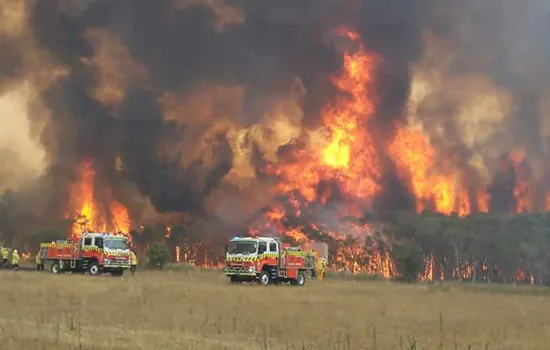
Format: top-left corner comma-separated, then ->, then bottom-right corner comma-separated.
1,248 -> 8,259
12,252 -> 20,265
316,259 -> 326,279
35,253 -> 42,265
130,251 -> 138,265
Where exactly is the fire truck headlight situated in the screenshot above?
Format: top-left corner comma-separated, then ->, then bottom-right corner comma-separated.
248,266 -> 255,273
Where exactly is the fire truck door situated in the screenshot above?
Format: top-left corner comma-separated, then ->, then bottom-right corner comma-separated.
81,236 -> 93,259
94,237 -> 104,249
268,241 -> 279,276
82,237 -> 92,249
258,242 -> 267,255
268,241 -> 277,255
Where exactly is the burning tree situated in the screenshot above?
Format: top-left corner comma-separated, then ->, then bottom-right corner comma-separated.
66,160 -> 131,239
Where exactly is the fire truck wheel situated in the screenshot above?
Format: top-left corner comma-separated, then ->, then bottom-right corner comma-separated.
51,262 -> 61,274
258,271 -> 271,286
291,272 -> 306,286
88,263 -> 100,276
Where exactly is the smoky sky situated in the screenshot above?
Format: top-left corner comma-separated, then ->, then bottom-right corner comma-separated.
0,0 -> 544,219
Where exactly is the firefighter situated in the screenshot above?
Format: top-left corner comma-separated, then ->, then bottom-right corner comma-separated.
316,258 -> 326,280
35,250 -> 44,271
130,249 -> 138,275
11,249 -> 20,271
1,246 -> 8,268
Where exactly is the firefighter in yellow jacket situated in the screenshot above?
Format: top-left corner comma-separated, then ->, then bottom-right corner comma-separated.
130,250 -> 138,275
35,250 -> 44,271
1,246 -> 8,268
315,258 -> 326,280
11,249 -> 20,270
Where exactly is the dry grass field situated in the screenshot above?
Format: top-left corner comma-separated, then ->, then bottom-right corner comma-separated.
0,268 -> 549,350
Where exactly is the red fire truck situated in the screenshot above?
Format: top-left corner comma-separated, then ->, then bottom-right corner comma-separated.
223,236 -> 317,286
39,232 -> 131,276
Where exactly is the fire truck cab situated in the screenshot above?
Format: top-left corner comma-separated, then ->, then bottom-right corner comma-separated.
40,232 -> 131,276
223,236 -> 316,286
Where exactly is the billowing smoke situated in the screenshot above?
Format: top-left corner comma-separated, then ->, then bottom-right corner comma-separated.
0,0 -> 549,241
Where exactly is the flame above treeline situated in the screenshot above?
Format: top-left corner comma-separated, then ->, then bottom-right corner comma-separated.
67,160 -> 130,239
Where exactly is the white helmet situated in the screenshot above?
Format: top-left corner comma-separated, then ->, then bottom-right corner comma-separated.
13,249 -> 17,254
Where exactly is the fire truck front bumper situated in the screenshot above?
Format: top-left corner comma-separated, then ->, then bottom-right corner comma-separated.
223,266 -> 256,276
103,258 -> 131,268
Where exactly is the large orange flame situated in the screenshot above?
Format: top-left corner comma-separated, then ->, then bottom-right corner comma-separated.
109,200 -> 131,235
68,160 -> 130,238
272,29 -> 381,203
387,125 -> 480,216
320,30 -> 381,199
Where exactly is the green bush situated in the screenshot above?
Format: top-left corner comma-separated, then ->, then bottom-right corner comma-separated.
147,243 -> 171,270
393,241 -> 424,283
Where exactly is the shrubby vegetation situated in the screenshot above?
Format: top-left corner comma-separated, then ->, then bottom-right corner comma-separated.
369,211 -> 550,285
147,243 -> 171,269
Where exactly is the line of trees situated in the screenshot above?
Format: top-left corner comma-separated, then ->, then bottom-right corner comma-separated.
367,211 -> 550,285
276,210 -> 550,285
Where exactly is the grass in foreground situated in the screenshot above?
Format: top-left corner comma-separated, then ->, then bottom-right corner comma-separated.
0,268 -> 548,349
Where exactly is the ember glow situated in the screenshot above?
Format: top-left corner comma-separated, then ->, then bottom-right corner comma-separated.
67,160 -> 131,238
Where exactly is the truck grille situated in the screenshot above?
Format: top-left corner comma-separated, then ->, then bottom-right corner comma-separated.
223,266 -> 255,275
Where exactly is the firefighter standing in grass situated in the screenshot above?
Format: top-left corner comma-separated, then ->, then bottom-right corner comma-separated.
130,249 -> 138,275
35,250 -> 44,271
316,258 -> 326,280
1,246 -> 8,268
11,249 -> 20,270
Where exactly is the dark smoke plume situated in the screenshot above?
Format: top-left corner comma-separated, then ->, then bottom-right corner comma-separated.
25,0 -> 432,216
0,0 -> 544,233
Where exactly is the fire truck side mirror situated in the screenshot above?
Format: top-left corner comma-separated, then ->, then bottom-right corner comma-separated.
224,244 -> 228,254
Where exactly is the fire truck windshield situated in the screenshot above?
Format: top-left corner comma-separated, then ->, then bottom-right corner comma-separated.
227,241 -> 257,255
104,238 -> 129,250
